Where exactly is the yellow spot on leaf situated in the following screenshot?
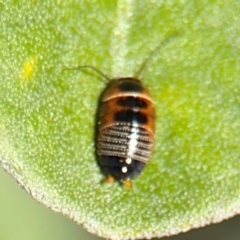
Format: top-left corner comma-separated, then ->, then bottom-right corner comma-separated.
22,57 -> 36,80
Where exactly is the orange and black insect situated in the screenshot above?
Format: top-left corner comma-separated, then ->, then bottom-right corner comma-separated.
75,64 -> 156,187
70,36 -> 177,186
98,76 -> 155,187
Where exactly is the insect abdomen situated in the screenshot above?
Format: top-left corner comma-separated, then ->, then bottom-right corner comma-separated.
97,78 -> 155,181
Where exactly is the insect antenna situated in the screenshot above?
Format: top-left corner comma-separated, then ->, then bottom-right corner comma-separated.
134,34 -> 179,79
65,65 -> 110,82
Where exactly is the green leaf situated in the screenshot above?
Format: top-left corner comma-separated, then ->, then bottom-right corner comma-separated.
1,1 -> 240,239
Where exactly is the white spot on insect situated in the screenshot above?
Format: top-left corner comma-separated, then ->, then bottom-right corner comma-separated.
126,157 -> 132,164
122,166 -> 128,173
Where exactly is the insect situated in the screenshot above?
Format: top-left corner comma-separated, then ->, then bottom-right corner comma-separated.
73,36 -> 176,187
75,65 -> 155,188
98,75 -> 155,188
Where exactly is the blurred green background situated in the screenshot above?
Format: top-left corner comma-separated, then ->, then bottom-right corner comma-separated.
1,167 -> 239,240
